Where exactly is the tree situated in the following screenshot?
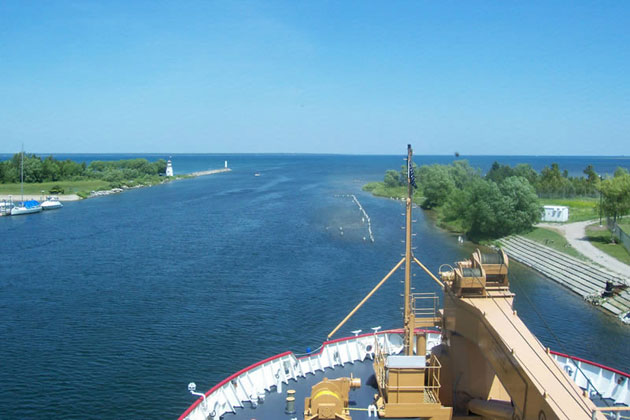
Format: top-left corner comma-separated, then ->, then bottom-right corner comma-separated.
599,173 -> 630,222
513,163 -> 538,186
417,164 -> 455,209
442,176 -> 540,240
485,161 -> 515,184
538,163 -> 574,197
583,165 -> 598,184
498,176 -> 541,234
42,156 -> 61,182
23,154 -> 44,183
384,170 -> 402,187
449,160 -> 479,189
461,178 -> 509,239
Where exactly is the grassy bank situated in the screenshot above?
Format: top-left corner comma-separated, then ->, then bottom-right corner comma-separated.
585,223 -> 630,265
520,227 -> 586,260
0,180 -> 110,197
362,182 -> 424,205
539,197 -> 599,223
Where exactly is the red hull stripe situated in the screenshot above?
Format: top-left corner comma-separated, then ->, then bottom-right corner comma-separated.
549,350 -> 630,379
179,332 -> 629,419
178,350 -> 292,419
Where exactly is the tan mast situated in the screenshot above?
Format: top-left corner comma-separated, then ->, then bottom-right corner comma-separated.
327,145 -> 418,343
403,144 -> 414,356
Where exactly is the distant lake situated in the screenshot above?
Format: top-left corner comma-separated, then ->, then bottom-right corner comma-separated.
1,154 -> 629,419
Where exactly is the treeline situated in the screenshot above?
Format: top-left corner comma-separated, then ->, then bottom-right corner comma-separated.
379,160 -> 630,239
0,153 -> 167,186
421,162 -> 540,240
486,161 -> 599,198
379,161 -> 540,240
385,161 -> 601,199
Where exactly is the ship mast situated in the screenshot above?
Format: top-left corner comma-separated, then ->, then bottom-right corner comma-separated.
403,144 -> 414,355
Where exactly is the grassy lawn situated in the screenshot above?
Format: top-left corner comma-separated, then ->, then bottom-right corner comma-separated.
0,180 -> 110,196
539,197 -> 599,223
585,223 -> 630,265
618,220 -> 630,234
520,227 -> 586,260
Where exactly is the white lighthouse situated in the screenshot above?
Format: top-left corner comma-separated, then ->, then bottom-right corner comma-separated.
166,158 -> 174,177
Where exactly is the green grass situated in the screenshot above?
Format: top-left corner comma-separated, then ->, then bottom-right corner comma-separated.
520,227 -> 586,260
0,180 -> 110,196
585,223 -> 630,265
618,221 -> 630,234
539,197 -> 599,223
363,182 -> 424,205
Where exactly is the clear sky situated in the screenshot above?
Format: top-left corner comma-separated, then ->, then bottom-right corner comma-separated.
1,1 -> 628,155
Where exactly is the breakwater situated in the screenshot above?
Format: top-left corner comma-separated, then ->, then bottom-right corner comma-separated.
88,168 -> 232,198
189,168 -> 231,177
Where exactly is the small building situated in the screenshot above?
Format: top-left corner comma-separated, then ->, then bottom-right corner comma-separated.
542,205 -> 569,222
165,159 -> 174,177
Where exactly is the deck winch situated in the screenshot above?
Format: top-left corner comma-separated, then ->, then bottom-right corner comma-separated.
303,376 -> 360,420
440,249 -> 510,297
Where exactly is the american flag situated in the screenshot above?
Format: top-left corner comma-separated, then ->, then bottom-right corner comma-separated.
408,159 -> 418,189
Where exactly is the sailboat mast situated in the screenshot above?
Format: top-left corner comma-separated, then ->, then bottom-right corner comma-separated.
403,144 -> 414,355
20,144 -> 24,203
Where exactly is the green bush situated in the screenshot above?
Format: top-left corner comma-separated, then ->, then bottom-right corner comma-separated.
49,185 -> 64,194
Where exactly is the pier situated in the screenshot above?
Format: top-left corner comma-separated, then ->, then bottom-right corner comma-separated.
189,168 -> 232,177
498,235 -> 630,316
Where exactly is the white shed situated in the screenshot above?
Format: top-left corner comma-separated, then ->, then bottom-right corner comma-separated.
542,205 -> 569,222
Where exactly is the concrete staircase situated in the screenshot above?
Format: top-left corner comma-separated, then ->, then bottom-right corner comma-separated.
497,235 -> 630,316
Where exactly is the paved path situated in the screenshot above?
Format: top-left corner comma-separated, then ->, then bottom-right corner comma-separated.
538,220 -> 630,278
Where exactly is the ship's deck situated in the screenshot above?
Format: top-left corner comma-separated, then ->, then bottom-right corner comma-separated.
223,358 -> 414,420
179,331 -> 630,420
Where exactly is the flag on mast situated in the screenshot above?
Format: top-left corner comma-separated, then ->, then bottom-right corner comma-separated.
408,156 -> 417,189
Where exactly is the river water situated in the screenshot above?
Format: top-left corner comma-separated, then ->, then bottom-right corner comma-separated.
1,154 -> 629,419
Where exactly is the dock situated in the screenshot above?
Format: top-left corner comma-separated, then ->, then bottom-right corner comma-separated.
497,235 -> 630,316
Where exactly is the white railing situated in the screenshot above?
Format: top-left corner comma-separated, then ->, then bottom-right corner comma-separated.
551,352 -> 630,407
180,330 -> 441,420
180,331 -> 628,420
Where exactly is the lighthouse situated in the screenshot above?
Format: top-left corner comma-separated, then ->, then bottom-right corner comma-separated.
166,158 -> 174,177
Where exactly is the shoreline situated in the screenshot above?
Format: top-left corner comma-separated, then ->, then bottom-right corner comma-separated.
0,167 -> 232,203
0,193 -> 81,202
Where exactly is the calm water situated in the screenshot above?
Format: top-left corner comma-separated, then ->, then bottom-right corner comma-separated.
1,154 -> 629,419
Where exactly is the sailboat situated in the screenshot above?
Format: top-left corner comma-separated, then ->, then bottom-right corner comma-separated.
10,146 -> 42,216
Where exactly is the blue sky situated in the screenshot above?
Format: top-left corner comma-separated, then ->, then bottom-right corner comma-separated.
1,1 -> 628,155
